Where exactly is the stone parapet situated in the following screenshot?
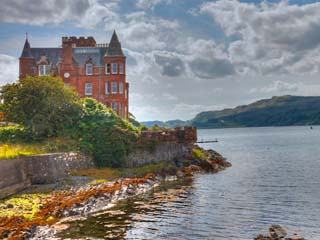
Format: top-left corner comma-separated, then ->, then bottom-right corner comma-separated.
140,126 -> 197,143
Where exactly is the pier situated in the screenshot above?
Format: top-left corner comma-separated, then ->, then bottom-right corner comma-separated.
196,138 -> 218,143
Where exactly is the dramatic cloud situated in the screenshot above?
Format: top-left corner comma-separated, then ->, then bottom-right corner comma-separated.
2,0 -> 320,121
0,0 -> 119,28
200,0 -> 320,75
153,51 -> 185,77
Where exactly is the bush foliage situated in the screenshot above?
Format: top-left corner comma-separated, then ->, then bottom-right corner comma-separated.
70,98 -> 138,167
1,76 -> 82,138
0,76 -> 138,167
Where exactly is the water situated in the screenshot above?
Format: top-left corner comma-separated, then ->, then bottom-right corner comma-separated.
61,126 -> 320,239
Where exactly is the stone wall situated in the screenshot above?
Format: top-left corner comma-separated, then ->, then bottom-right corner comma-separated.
25,152 -> 94,184
125,142 -> 188,167
0,141 -> 193,198
0,152 -> 94,199
0,159 -> 30,199
141,126 -> 197,143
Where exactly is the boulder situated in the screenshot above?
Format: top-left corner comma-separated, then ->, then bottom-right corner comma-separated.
269,225 -> 287,239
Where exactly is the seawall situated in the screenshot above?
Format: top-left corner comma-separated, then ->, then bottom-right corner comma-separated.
0,152 -> 94,199
0,142 -> 192,199
125,142 -> 187,167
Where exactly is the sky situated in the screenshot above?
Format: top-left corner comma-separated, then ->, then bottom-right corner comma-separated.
1,0 -> 320,121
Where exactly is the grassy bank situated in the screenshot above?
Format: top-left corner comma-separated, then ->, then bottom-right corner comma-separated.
71,161 -> 177,180
0,138 -> 79,160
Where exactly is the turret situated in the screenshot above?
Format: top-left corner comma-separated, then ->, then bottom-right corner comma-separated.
105,30 -> 124,56
104,30 -> 128,119
19,34 -> 36,79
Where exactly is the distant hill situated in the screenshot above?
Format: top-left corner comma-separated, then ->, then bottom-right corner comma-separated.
141,119 -> 189,128
141,96 -> 320,129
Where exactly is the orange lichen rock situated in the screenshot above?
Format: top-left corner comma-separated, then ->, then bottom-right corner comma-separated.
0,173 -> 156,239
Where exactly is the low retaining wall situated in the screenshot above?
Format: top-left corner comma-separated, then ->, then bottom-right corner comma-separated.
0,142 -> 192,199
0,159 -> 30,199
0,152 -> 94,199
125,142 -> 188,167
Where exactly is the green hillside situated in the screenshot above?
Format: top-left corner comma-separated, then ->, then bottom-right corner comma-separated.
142,96 -> 320,129
192,95 -> 320,128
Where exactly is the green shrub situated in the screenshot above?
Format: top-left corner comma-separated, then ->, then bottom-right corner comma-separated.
0,126 -> 31,143
70,98 -> 137,167
1,76 -> 81,139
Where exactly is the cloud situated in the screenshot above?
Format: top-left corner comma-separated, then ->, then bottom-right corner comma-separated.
162,93 -> 177,101
0,0 -> 119,29
153,51 -> 185,77
0,54 -> 19,86
189,58 -> 235,79
170,103 -> 227,120
136,0 -> 174,10
250,80 -> 299,94
199,0 -> 320,75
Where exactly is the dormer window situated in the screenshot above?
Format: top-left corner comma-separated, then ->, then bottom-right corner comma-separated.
39,64 -> 50,76
86,63 -> 93,75
105,63 -> 111,74
112,63 -> 117,74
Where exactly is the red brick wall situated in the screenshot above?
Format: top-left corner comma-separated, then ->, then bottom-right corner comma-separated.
19,58 -> 36,79
59,52 -> 129,119
19,37 -> 130,119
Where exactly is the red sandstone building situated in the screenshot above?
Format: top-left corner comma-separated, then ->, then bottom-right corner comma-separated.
19,31 -> 129,119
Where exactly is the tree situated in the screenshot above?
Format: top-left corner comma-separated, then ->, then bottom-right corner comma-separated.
73,98 -> 137,167
1,76 -> 81,138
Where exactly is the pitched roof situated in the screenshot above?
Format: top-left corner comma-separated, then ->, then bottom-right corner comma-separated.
73,47 -> 107,66
30,48 -> 62,66
105,30 -> 124,56
20,38 -> 33,58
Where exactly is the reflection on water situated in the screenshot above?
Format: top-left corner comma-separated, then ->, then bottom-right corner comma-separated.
59,179 -> 195,239
60,126 -> 320,239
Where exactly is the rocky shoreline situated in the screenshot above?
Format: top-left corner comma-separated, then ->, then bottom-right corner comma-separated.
255,225 -> 305,240
0,145 -> 231,239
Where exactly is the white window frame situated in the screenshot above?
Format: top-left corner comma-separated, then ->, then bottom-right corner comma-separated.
112,102 -> 118,113
105,63 -> 111,75
119,63 -> 124,74
111,82 -> 117,94
119,82 -> 124,94
112,63 -> 117,74
86,63 -> 93,75
105,82 -> 110,94
85,83 -> 93,95
39,64 -> 50,76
